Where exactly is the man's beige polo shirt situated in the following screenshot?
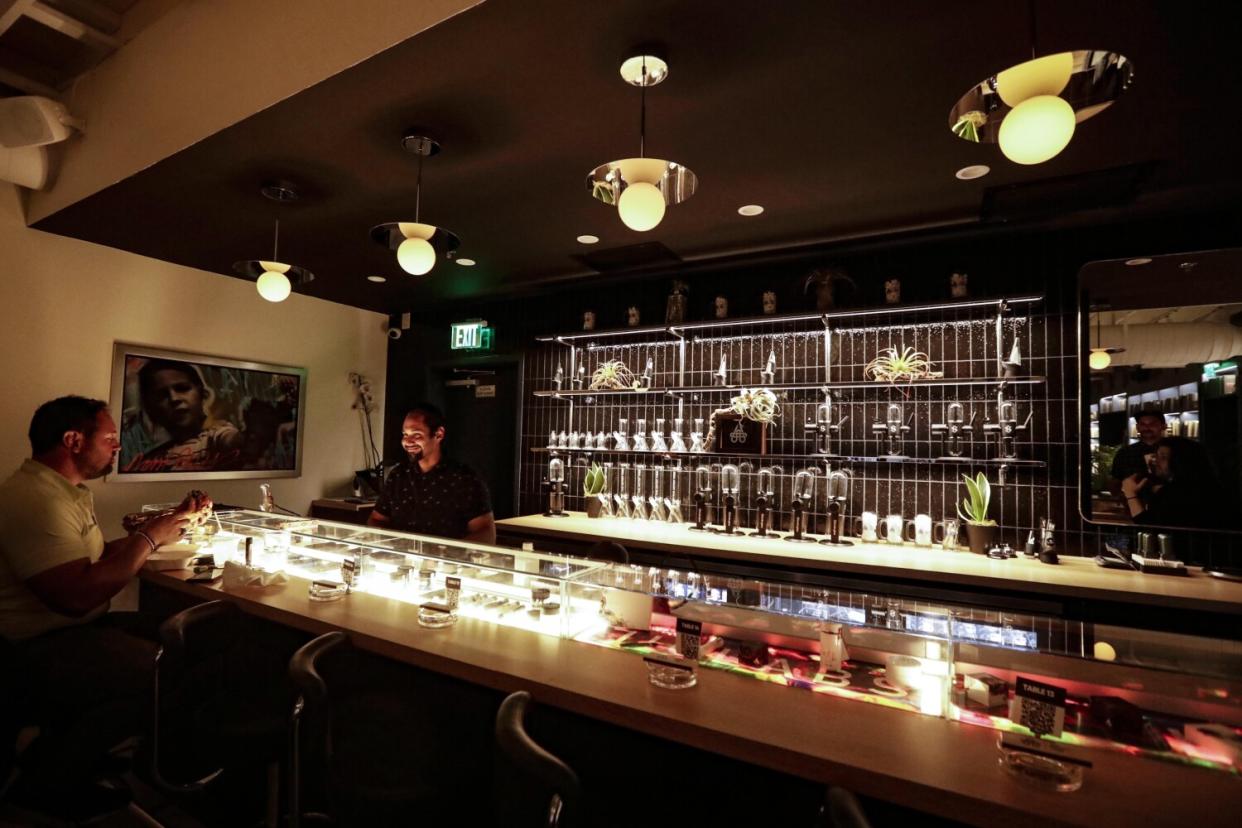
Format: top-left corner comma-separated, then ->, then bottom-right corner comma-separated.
0,459 -> 106,640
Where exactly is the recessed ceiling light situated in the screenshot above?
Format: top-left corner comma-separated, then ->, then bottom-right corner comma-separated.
577,234 -> 600,244
456,258 -> 476,266
1124,257 -> 1152,266
366,275 -> 386,283
955,164 -> 990,180
738,204 -> 764,216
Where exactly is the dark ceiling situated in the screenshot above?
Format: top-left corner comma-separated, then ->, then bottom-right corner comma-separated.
30,0 -> 1242,313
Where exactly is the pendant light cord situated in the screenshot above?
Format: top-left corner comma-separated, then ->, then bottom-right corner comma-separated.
415,149 -> 423,223
1028,0 -> 1038,60
272,218 -> 279,261
639,57 -> 647,158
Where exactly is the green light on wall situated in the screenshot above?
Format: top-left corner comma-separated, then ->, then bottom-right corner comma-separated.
450,320 -> 494,351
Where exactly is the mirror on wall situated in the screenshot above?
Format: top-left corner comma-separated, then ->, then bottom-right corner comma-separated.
1080,249 -> 1242,532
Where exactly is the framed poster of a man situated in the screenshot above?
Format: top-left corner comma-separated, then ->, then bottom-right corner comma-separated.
109,343 -> 307,481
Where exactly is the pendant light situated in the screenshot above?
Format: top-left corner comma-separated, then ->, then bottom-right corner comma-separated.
371,134 -> 460,275
1089,309 -> 1124,370
948,2 -> 1132,165
587,54 -> 697,232
233,182 -> 315,303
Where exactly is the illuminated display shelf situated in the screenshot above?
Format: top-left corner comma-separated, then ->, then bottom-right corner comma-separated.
535,294 -> 1044,345
534,376 -> 1046,398
529,446 -> 1046,468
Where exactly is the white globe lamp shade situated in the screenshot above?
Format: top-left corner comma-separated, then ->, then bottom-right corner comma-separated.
397,237 -> 437,275
617,181 -> 666,231
998,94 -> 1076,165
1088,349 -> 1112,370
256,269 -> 292,302
995,52 -> 1074,108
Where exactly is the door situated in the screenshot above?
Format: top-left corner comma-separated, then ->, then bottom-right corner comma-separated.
436,363 -> 520,519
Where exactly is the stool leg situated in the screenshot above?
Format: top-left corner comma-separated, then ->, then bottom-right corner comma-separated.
265,762 -> 279,828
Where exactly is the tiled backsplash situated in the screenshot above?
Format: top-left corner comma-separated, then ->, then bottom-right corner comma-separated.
519,294 -> 1084,554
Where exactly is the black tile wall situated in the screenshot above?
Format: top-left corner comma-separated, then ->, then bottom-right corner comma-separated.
391,215 -> 1242,567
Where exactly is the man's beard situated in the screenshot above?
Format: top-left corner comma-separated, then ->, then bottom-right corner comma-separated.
404,446 -> 423,460
86,459 -> 114,479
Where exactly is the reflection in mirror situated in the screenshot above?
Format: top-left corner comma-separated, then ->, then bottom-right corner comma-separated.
1081,249 -> 1242,532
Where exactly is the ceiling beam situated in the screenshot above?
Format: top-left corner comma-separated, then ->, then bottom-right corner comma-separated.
26,0 -> 120,50
40,0 -> 121,34
0,64 -> 58,97
0,1 -> 37,37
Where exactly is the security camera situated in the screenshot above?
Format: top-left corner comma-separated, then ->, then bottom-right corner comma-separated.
387,327 -> 403,341
0,96 -> 84,149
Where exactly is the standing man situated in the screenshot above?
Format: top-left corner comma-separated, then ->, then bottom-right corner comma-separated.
0,396 -> 195,820
1108,409 -> 1167,501
368,402 -> 496,544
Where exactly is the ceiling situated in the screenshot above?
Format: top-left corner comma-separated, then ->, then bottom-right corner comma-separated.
0,0 -> 139,96
28,0 -> 1242,313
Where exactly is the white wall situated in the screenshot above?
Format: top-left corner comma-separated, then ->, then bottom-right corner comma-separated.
27,0 -> 481,223
0,183 -> 387,535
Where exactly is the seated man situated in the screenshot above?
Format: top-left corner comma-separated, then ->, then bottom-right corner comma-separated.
0,396 -> 196,820
368,402 -> 496,544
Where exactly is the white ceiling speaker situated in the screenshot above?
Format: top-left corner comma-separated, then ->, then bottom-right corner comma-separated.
0,145 -> 49,189
0,96 -> 85,149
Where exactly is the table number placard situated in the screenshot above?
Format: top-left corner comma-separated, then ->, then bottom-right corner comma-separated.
1010,675 -> 1066,737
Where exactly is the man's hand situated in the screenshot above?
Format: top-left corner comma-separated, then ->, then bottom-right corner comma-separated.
141,511 -> 191,548
1121,474 -> 1148,499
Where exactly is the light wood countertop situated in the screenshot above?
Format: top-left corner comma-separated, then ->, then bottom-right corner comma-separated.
497,513 -> 1242,614
142,569 -> 1242,828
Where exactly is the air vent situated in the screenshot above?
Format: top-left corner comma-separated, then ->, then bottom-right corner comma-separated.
573,241 -> 682,273
981,162 -> 1157,222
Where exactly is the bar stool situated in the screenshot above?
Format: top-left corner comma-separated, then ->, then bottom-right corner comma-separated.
154,600 -> 292,828
289,631 -> 449,827
585,541 -> 629,564
493,691 -> 581,827
814,787 -> 872,828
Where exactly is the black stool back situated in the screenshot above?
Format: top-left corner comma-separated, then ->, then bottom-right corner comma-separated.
586,541 -> 629,564
815,787 -> 872,828
154,599 -> 292,828
494,691 -> 581,827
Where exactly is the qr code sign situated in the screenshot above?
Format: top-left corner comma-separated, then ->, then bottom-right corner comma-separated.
1010,676 -> 1066,737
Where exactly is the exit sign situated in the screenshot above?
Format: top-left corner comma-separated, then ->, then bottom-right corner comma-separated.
450,320 -> 493,351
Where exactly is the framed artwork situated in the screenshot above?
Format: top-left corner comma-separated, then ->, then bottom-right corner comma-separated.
109,343 -> 307,481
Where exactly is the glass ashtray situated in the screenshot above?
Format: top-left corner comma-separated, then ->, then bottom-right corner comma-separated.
645,656 -> 697,690
308,581 -> 348,602
418,603 -> 458,629
999,747 -> 1084,792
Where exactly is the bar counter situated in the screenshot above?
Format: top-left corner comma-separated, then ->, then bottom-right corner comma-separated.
140,567 -> 1241,828
497,513 -> 1242,623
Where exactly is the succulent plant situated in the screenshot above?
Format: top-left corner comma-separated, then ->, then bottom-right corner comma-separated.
957,472 -> 996,526
583,463 -> 606,496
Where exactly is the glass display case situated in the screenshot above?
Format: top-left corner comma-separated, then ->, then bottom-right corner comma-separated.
205,509 -> 611,639
570,564 -> 1242,774
180,508 -> 1241,776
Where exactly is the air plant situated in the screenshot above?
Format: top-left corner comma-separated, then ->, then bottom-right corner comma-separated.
957,472 -> 995,526
589,359 -> 636,391
730,388 -> 781,424
864,346 -> 943,383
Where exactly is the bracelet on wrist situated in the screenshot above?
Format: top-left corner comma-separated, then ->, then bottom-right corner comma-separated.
136,530 -> 157,553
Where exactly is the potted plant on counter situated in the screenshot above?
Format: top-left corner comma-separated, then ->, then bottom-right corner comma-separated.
583,463 -> 606,517
957,471 -> 997,554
